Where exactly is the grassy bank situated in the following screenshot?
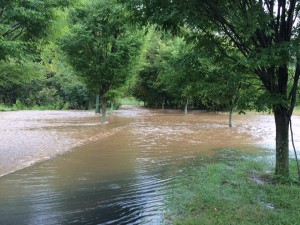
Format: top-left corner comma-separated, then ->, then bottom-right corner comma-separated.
166,158 -> 300,225
293,106 -> 300,115
0,104 -> 15,111
0,100 -> 71,111
120,97 -> 143,106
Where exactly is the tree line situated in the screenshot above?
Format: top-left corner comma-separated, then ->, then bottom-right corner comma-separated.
0,0 -> 299,178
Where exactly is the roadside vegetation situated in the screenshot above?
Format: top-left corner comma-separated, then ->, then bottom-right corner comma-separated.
0,104 -> 14,112
166,158 -> 300,225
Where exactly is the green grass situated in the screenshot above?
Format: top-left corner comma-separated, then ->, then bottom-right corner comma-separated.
293,106 -> 300,115
120,97 -> 143,106
166,158 -> 300,225
0,104 -> 15,111
0,100 -> 71,111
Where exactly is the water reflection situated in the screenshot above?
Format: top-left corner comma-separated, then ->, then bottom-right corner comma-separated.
0,106 -> 300,224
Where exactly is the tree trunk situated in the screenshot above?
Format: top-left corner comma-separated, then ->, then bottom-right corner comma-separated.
184,98 -> 188,115
274,107 -> 290,177
110,101 -> 114,112
162,95 -> 165,110
229,106 -> 233,128
101,96 -> 107,124
95,94 -> 100,113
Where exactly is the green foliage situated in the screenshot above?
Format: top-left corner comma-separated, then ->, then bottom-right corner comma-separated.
61,0 -> 142,122
130,28 -> 259,112
126,0 -> 300,112
0,59 -> 44,88
120,97 -> 142,106
0,59 -> 46,106
12,99 -> 27,110
0,0 -> 77,109
23,72 -> 92,110
61,0 -> 141,94
0,62 -> 93,110
0,104 -> 14,111
130,29 -> 179,108
167,158 -> 300,225
0,0 -> 70,60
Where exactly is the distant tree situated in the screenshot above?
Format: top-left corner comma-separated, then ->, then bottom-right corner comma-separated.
157,36 -> 209,113
61,0 -> 141,123
0,59 -> 44,104
154,31 -> 259,125
201,61 -> 260,127
131,29 -> 169,108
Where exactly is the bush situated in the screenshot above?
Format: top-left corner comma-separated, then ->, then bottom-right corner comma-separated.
0,104 -> 14,111
13,100 -> 27,110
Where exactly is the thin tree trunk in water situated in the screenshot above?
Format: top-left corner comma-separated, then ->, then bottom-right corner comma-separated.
184,98 -> 188,115
274,107 -> 290,177
101,96 -> 107,124
95,94 -> 100,113
110,101 -> 114,112
229,106 -> 233,128
162,95 -> 165,110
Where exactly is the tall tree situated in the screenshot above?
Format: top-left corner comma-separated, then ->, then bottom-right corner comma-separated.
126,0 -> 300,177
61,0 -> 141,123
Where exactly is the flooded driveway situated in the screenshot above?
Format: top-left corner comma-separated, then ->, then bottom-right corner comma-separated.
0,110 -> 121,177
0,106 -> 300,224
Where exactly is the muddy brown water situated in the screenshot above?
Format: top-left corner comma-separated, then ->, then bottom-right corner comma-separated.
0,106 -> 300,224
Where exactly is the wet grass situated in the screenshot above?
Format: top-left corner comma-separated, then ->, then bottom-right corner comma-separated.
120,97 -> 143,106
0,101 -> 70,111
166,158 -> 300,225
293,106 -> 300,115
0,104 -> 15,111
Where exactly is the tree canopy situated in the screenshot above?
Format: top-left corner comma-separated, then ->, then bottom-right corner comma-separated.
0,0 -> 72,101
0,0 -> 70,60
61,0 -> 141,123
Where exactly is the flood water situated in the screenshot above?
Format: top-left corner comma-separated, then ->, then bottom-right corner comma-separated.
1,106 -> 300,224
